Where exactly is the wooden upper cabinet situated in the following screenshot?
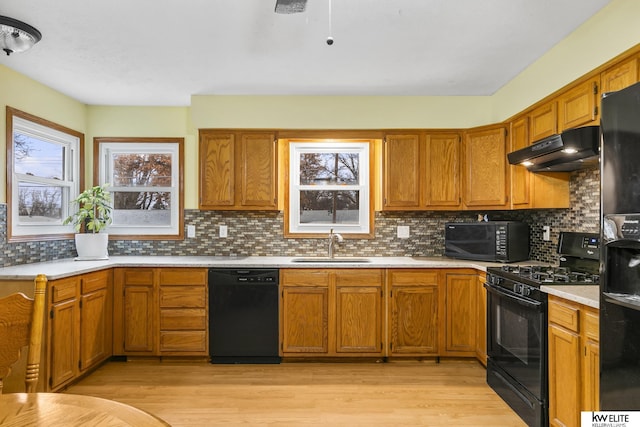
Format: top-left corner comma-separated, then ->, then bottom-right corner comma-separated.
199,132 -> 235,207
383,132 -> 461,210
383,134 -> 421,209
462,125 -> 508,209
240,133 -> 278,208
558,77 -> 600,132
529,101 -> 557,143
601,55 -> 640,93
199,130 -> 278,210
508,115 -> 570,210
424,133 -> 461,208
509,116 -> 531,208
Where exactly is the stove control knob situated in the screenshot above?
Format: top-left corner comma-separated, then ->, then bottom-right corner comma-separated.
522,286 -> 531,297
513,283 -> 522,294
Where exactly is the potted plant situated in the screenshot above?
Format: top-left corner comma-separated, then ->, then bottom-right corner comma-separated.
63,184 -> 113,260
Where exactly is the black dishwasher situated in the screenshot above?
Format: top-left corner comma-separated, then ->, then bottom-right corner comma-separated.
208,268 -> 281,363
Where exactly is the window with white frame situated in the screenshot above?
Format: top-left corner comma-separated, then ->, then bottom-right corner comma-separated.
8,107 -> 82,241
95,138 -> 184,239
288,141 -> 371,235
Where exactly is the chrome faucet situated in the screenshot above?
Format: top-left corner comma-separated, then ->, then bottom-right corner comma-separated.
328,228 -> 344,258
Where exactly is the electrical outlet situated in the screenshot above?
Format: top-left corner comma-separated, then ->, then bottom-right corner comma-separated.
219,225 -> 228,238
543,226 -> 551,241
397,226 -> 410,239
187,225 -> 196,238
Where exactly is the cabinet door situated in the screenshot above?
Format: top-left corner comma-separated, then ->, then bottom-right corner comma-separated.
601,56 -> 639,93
79,288 -> 110,371
390,285 -> 439,354
443,274 -> 476,355
335,270 -> 383,354
240,132 -> 277,208
79,271 -> 111,372
116,269 -> 156,355
509,116 -> 531,208
424,133 -> 461,208
122,285 -> 155,353
281,287 -> 329,353
558,77 -> 599,131
199,131 -> 235,208
383,134 -> 421,209
529,101 -> 557,142
463,126 -> 508,208
49,298 -> 78,390
548,323 -> 581,427
48,277 -> 79,391
582,308 -> 600,412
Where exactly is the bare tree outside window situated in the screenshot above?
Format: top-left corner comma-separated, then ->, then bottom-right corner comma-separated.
288,141 -> 371,236
96,138 -> 183,238
299,152 -> 360,224
14,133 -> 66,223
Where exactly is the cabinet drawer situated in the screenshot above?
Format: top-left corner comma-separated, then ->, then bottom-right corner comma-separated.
387,270 -> 439,286
549,298 -> 579,332
160,308 -> 207,330
50,277 -> 78,303
160,331 -> 207,352
583,308 -> 599,342
159,269 -> 207,286
281,269 -> 330,286
121,268 -> 154,285
335,270 -> 383,287
160,285 -> 206,308
81,270 -> 110,294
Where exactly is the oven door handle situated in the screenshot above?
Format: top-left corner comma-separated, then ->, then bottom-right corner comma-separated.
485,283 -> 542,309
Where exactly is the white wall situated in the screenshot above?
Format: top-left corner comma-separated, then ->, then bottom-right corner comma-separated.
492,0 -> 640,120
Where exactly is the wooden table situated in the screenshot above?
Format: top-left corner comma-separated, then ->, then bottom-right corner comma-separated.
0,393 -> 170,426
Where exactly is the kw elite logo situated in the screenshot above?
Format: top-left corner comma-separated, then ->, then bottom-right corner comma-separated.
582,411 -> 640,427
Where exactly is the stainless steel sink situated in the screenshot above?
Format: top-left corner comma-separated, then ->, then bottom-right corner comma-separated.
291,257 -> 371,263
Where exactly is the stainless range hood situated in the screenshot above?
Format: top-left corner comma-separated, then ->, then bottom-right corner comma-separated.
507,125 -> 600,172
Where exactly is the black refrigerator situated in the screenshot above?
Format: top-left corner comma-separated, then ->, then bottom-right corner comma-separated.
600,80 -> 640,410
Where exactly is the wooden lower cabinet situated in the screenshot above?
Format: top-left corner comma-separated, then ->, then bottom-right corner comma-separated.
79,271 -> 113,370
48,276 -> 79,390
442,272 -> 477,356
113,267 -> 208,357
388,269 -> 479,358
158,269 -> 208,355
48,270 -> 112,391
280,269 -> 384,357
548,295 -> 599,427
388,270 -> 439,355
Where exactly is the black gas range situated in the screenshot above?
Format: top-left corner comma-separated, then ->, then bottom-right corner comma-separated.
487,231 -> 600,289
485,231 -> 600,427
493,264 -> 600,287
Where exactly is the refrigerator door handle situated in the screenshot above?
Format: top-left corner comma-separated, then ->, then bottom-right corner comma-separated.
603,292 -> 640,312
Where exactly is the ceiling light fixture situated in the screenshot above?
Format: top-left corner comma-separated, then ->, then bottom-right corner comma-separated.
0,15 -> 42,56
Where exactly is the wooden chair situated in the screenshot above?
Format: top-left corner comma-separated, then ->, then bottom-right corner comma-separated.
0,274 -> 47,393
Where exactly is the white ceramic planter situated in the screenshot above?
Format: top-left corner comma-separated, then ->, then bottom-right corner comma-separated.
74,233 -> 109,260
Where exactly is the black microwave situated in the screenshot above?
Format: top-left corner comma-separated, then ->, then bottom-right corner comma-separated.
444,221 -> 530,262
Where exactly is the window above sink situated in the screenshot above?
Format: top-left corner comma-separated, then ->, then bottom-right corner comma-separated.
286,140 -> 374,238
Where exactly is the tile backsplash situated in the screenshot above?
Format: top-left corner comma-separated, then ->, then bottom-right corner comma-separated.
0,167 -> 600,268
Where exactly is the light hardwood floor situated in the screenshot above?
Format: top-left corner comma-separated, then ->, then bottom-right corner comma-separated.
64,359 -> 526,427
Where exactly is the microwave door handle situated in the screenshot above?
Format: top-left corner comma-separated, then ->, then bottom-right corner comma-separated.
485,283 -> 542,309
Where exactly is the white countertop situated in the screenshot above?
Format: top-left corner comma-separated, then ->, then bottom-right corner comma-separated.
541,284 -> 600,309
0,256 -> 505,281
0,256 -> 600,308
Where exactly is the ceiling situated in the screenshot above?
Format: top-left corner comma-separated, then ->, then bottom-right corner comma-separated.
1,0 -> 612,106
